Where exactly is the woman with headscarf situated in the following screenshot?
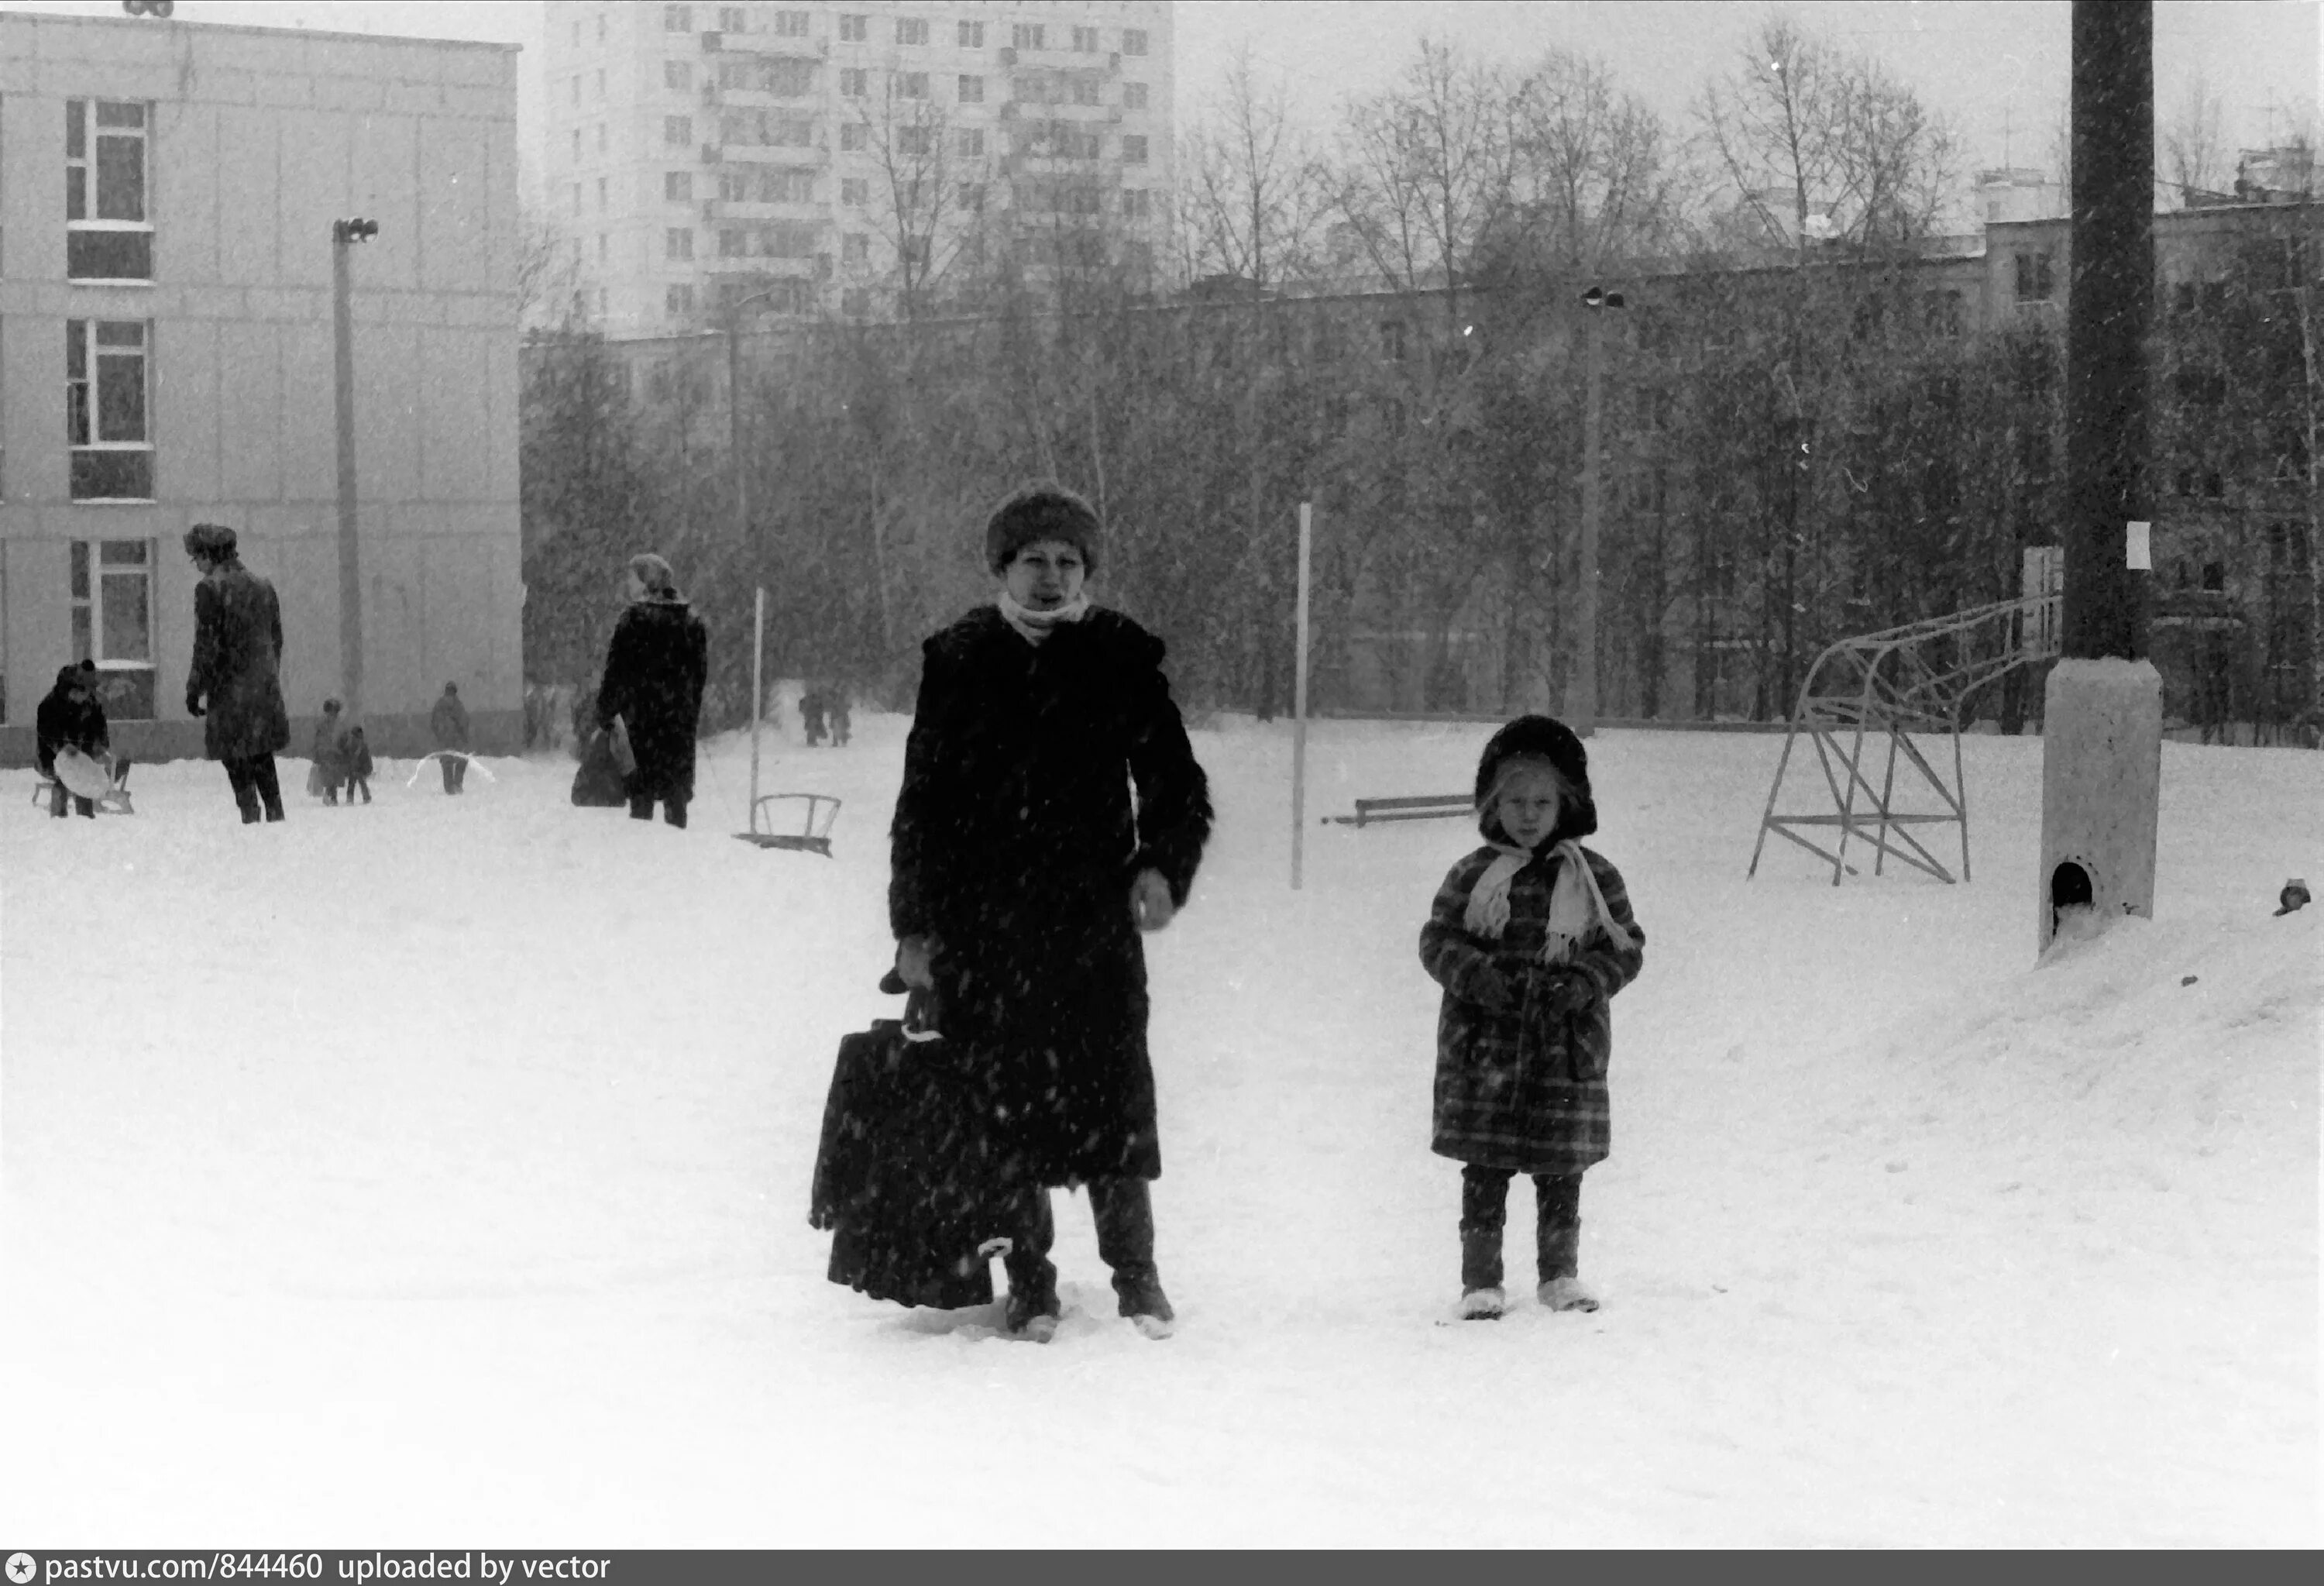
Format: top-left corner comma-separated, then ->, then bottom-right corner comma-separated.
594,552 -> 709,828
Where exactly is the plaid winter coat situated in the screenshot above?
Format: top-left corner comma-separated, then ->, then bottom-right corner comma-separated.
1419,844 -> 1645,1175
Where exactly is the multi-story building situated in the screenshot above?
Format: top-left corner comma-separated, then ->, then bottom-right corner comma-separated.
540,1 -> 1174,333
0,9 -> 524,766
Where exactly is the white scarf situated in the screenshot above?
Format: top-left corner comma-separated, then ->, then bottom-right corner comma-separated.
1463,839 -> 1635,964
996,588 -> 1091,645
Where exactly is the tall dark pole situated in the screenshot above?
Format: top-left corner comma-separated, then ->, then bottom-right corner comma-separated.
1568,286 -> 1622,736
331,219 -> 374,719
2063,1 -> 2152,659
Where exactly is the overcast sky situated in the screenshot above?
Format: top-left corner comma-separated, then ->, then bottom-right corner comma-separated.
12,0 -> 2320,195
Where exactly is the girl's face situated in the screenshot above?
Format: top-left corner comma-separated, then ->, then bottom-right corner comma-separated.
1002,539 -> 1086,611
1496,765 -> 1564,850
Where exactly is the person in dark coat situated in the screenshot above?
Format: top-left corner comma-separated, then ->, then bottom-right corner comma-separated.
183,522 -> 290,824
36,665 -> 110,818
890,483 -> 1213,1342
1418,715 -> 1645,1320
799,687 -> 827,747
595,552 -> 708,828
342,724 -> 375,803
430,681 -> 472,793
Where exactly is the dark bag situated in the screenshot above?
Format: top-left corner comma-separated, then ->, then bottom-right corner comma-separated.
809,992 -> 1016,1309
569,727 -> 629,807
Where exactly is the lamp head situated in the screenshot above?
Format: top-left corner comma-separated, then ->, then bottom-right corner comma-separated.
333,218 -> 380,246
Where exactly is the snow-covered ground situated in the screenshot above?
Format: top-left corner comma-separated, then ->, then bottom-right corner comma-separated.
2,717 -> 2315,1546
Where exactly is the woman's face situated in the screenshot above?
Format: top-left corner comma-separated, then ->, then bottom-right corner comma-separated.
1496,765 -> 1565,850
1002,539 -> 1086,611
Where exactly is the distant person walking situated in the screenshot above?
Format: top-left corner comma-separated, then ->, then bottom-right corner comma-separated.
36,665 -> 110,818
342,725 -> 375,804
183,523 -> 290,824
595,552 -> 708,829
431,681 -> 472,793
309,700 -> 349,803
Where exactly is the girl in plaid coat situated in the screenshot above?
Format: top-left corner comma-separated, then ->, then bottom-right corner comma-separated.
1419,715 -> 1645,1320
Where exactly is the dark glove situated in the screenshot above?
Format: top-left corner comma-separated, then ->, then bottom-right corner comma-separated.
1467,965 -> 1518,1012
184,690 -> 205,717
1532,967 -> 1597,1017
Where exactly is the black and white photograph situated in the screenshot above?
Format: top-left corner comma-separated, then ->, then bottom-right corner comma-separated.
0,0 -> 2317,1550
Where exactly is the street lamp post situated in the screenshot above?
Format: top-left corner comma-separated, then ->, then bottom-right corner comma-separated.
332,215 -> 378,719
724,287 -> 784,587
1567,284 -> 1625,737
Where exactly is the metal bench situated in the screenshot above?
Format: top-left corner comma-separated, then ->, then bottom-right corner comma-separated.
737,792 -> 841,855
1327,793 -> 1472,827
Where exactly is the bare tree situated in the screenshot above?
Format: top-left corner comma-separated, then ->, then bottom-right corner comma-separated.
515,199 -> 582,332
853,80 -> 992,319
2161,71 -> 2229,207
1508,50 -> 1679,274
1177,43 -> 1328,292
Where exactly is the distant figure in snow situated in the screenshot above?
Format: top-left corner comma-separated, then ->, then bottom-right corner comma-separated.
342,724 -> 375,803
889,483 -> 1213,1341
827,688 -> 851,747
310,699 -> 349,803
595,552 -> 708,828
431,681 -> 472,793
183,522 -> 290,824
1418,715 -> 1646,1321
36,664 -> 109,818
799,687 -> 827,747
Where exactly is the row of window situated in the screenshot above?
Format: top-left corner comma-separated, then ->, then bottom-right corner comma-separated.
647,7 -> 1151,55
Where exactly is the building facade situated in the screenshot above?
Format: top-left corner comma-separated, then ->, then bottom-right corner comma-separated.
0,9 -> 524,766
540,0 -> 1174,334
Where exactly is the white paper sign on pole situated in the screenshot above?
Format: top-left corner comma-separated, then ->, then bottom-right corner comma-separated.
2126,521 -> 2151,570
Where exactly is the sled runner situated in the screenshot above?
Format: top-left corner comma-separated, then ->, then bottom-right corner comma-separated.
737,791 -> 841,856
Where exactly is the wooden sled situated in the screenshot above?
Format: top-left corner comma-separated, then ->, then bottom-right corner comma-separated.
736,792 -> 841,856
33,749 -> 134,814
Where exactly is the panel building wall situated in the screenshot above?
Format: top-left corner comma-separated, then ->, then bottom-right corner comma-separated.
0,9 -> 522,765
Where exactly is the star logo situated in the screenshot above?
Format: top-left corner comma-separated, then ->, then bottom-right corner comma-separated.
5,1553 -> 36,1585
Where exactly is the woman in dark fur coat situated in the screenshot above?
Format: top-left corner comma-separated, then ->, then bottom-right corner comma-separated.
889,483 -> 1213,1342
595,552 -> 709,828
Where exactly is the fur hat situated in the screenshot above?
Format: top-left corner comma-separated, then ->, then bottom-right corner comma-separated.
1473,714 -> 1597,845
183,522 -> 238,561
627,552 -> 677,595
985,483 -> 1101,577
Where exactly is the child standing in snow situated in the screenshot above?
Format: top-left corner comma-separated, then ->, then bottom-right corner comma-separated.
1418,715 -> 1645,1320
342,724 -> 375,804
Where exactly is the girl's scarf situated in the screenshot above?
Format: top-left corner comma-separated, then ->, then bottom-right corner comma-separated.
996,588 -> 1091,645
1463,839 -> 1637,963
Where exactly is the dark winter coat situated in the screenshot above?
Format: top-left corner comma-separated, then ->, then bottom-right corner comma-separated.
889,604 -> 1212,1186
430,692 -> 471,750
1420,843 -> 1645,1175
186,560 -> 290,761
595,595 -> 709,802
34,670 -> 109,776
345,731 -> 374,780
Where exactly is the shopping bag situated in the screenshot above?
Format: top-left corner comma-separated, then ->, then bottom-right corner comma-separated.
810,993 -> 1016,1310
569,727 -> 629,807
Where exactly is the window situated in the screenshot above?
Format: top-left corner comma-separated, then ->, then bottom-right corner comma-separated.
665,170 -> 693,201
841,68 -> 869,97
958,19 -> 985,48
767,222 -> 818,259
843,233 -> 870,266
719,6 -> 746,33
1122,134 -> 1147,164
1380,320 -> 1408,362
1012,24 -> 1044,50
2201,560 -> 2226,591
773,12 -> 810,38
1122,188 -> 1150,218
719,61 -> 754,91
1072,26 -> 1098,52
1066,186 -> 1101,215
665,60 -> 692,90
68,541 -> 156,720
767,58 -> 815,95
67,100 -> 153,280
596,13 -> 607,43
665,227 -> 693,260
897,71 -> 930,99
839,14 -> 867,43
769,116 -> 814,146
67,321 -> 153,501
1124,81 -> 1148,111
720,171 -> 750,201
959,74 -> 985,104
718,229 -> 745,258
897,126 -> 930,157
569,182 -> 583,215
2014,250 -> 2054,302
897,17 -> 927,46
668,284 -> 696,316
570,76 -> 582,105
596,125 -> 608,154
957,129 -> 985,157
841,287 -> 871,316
572,128 -> 583,161
665,115 -> 693,146
593,68 -> 606,99
596,177 -> 609,210
841,122 -> 868,152
1123,29 -> 1149,56
841,177 -> 869,206
761,169 -> 814,203
1071,77 -> 1099,106
596,232 -> 609,262
958,182 -> 985,211
664,5 -> 692,33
